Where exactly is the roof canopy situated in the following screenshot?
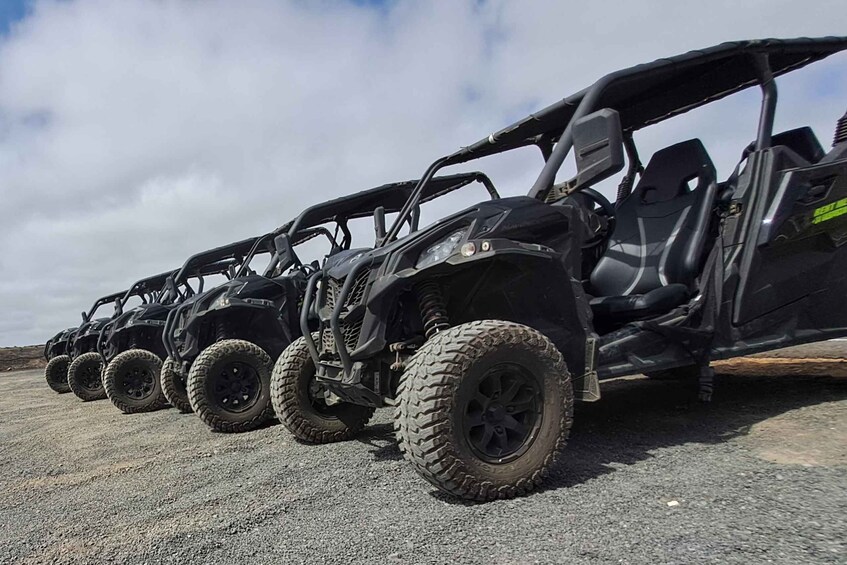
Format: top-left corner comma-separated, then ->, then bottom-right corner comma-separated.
446,37 -> 847,166
286,172 -> 490,236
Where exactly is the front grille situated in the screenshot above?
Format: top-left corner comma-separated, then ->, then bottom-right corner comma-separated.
347,272 -> 369,307
321,328 -> 334,352
324,270 -> 369,311
342,319 -> 363,350
319,271 -> 370,355
319,318 -> 364,354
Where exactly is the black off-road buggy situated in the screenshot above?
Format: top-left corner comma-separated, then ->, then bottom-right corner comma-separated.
44,326 -> 83,393
163,174 -> 489,433
97,241 -> 258,415
272,37 -> 847,500
64,285 -> 143,401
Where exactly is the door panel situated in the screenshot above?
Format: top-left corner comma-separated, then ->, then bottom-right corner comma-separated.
735,152 -> 847,326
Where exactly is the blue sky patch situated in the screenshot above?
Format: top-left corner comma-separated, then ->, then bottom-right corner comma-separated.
0,0 -> 30,35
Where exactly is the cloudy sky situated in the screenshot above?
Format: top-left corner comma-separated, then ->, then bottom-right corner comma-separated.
0,0 -> 845,346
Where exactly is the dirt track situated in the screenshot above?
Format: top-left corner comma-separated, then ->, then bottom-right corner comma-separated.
1,366 -> 845,564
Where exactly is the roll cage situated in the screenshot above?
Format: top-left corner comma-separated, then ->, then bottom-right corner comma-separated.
384,37 -> 847,243
161,236 -> 266,303
122,270 -> 178,307
265,172 -> 498,274
81,289 -> 131,324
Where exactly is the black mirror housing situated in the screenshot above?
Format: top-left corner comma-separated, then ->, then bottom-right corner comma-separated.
373,206 -> 386,244
571,108 -> 625,190
273,233 -> 295,269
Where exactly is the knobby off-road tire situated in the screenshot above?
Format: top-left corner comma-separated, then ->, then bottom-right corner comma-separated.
67,352 -> 107,401
187,339 -> 274,433
395,320 -> 573,501
161,357 -> 192,413
271,335 -> 375,444
103,349 -> 169,414
45,355 -> 71,394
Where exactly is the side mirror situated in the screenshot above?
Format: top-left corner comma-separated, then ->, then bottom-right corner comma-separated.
81,311 -> 89,323
373,206 -> 386,244
162,276 -> 175,302
571,108 -> 625,191
274,233 -> 295,269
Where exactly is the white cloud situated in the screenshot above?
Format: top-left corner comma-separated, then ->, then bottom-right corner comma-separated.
0,0 -> 845,344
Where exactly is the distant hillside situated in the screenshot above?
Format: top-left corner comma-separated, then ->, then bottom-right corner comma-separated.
0,345 -> 46,372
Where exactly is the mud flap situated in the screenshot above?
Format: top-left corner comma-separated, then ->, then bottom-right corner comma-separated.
573,336 -> 601,402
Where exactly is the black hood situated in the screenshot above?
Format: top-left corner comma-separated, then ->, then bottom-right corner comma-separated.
322,196 -> 566,280
206,274 -> 296,303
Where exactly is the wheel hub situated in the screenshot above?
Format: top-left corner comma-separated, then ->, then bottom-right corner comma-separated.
485,403 -> 507,422
213,361 -> 260,413
463,363 -> 542,464
121,364 -> 154,399
80,362 -> 103,391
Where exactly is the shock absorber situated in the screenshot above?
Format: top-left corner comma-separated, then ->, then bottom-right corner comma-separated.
416,281 -> 449,339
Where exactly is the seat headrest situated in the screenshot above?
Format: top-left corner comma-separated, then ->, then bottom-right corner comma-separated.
771,127 -> 825,164
634,139 -> 715,204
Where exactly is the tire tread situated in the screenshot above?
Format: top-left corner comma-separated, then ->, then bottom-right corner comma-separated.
394,320 -> 573,501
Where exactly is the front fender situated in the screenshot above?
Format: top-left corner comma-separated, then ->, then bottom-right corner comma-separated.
357,239 -> 592,380
177,299 -> 289,362
367,238 -> 558,305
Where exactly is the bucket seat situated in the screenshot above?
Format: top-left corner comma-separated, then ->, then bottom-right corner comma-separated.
589,139 -> 718,327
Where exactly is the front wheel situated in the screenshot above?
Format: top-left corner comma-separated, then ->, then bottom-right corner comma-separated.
395,320 -> 573,501
103,349 -> 168,414
271,335 -> 374,444
161,357 -> 192,413
45,355 -> 71,394
187,339 -> 274,433
67,352 -> 107,401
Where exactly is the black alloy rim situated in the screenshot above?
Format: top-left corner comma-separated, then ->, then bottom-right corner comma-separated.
463,363 -> 543,464
49,360 -> 68,383
120,363 -> 155,399
80,361 -> 103,391
212,361 -> 261,413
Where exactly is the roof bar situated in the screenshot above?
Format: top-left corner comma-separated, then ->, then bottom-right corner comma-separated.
753,53 -> 777,152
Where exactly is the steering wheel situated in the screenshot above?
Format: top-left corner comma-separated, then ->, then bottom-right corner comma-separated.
579,187 -> 615,217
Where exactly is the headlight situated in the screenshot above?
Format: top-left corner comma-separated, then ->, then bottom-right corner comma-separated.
212,295 -> 231,309
415,228 -> 468,269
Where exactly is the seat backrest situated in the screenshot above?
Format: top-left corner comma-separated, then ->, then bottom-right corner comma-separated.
590,139 -> 718,297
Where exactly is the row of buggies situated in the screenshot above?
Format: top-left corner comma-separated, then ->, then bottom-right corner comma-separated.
44,38 -> 847,500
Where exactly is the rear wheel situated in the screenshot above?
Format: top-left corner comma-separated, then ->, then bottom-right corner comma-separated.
395,320 -> 573,501
187,339 -> 274,433
271,335 -> 374,444
45,355 -> 71,394
103,349 -> 168,414
161,357 -> 192,413
67,352 -> 107,401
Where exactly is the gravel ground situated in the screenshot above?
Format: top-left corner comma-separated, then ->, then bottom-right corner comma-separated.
1,368 -> 845,565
